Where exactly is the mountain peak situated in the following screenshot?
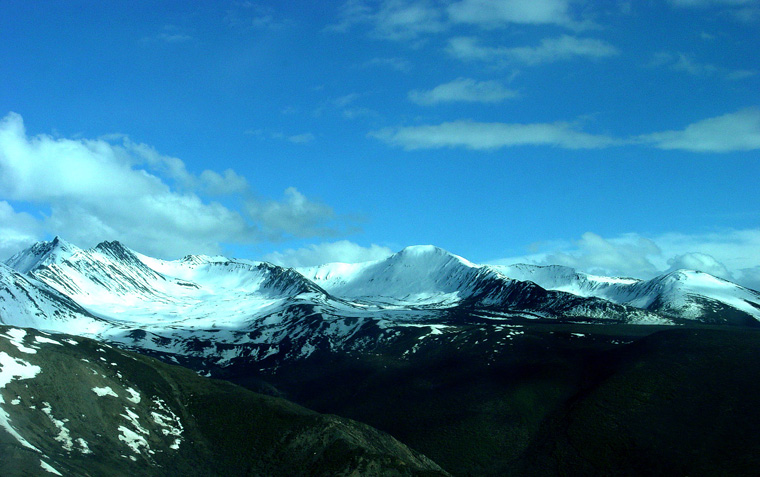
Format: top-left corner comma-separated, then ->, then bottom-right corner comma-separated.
392,245 -> 475,268
398,244 -> 445,255
4,237 -> 80,273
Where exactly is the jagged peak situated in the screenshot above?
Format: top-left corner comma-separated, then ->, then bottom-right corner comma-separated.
4,237 -> 81,273
92,240 -> 142,263
93,240 -> 129,252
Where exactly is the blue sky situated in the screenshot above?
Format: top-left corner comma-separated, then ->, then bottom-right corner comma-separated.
1,0 -> 759,288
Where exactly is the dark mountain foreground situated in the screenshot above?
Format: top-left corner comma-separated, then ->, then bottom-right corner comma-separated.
0,325 -> 447,476
241,323 -> 760,476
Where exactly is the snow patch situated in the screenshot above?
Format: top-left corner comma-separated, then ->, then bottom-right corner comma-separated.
35,336 -> 63,346
40,460 -> 63,475
125,387 -> 141,404
1,328 -> 38,354
41,402 -> 74,451
76,437 -> 92,454
92,386 -> 118,397
119,407 -> 150,454
0,351 -> 41,451
151,397 -> 183,450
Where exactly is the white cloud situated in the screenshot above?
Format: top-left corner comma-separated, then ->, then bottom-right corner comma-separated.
263,240 -> 394,268
543,232 -> 663,278
651,51 -> 756,80
361,57 -> 412,72
331,0 -> 591,40
490,228 -> 760,290
330,0 -> 446,40
446,35 -> 618,65
0,112 -> 349,259
198,169 -> 249,195
639,107 -> 760,152
0,201 -> 42,260
287,133 -> 316,144
447,0 -> 579,28
668,0 -> 760,20
667,252 -> 732,278
370,120 -> 618,150
408,78 -> 519,105
245,187 -> 339,240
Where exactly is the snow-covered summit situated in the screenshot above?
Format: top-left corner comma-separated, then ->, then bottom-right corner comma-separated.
5,236 -> 81,274
299,245 -> 484,305
492,263 -> 760,323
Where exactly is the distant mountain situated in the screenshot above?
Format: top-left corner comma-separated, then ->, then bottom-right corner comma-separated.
2,239 -> 758,373
492,263 -> 760,325
0,324 -> 447,476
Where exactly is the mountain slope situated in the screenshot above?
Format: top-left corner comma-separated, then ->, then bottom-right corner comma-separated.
299,245 -> 668,323
4,238 -> 759,375
492,264 -> 760,324
0,325 -> 447,476
0,263 -> 107,334
518,327 -> 760,476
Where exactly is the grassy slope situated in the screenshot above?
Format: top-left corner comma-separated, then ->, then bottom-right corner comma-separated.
252,324 -> 760,476
0,326 -> 448,476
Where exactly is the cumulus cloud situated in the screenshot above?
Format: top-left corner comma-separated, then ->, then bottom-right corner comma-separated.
446,35 -> 619,65
543,232 -> 663,278
639,107 -> 760,152
0,112 -> 349,259
667,252 -> 732,278
0,201 -> 42,260
490,228 -> 760,290
263,240 -> 394,268
370,120 -> 618,150
408,78 -> 519,105
198,169 -> 249,195
245,187 -> 340,240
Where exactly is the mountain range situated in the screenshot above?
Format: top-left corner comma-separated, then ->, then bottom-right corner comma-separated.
2,238 -> 758,363
2,237 -> 760,475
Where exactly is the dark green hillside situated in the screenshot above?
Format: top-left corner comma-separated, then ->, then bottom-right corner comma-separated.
519,327 -> 760,476
0,325 -> 447,476
251,323 -> 760,476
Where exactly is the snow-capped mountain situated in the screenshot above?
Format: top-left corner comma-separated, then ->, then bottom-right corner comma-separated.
2,238 -> 758,372
492,264 -> 760,325
300,245 -> 667,323
0,262 -> 106,334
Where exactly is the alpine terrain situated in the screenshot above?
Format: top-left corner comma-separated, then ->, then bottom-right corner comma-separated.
2,237 -> 760,475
